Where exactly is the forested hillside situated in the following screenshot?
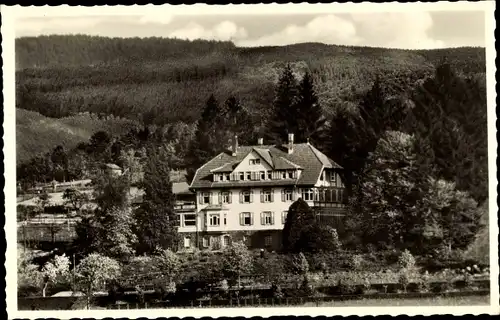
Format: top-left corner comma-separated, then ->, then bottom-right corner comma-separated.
16,35 -> 485,126
16,108 -> 139,163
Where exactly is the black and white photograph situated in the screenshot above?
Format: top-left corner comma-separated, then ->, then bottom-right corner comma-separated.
3,2 -> 498,317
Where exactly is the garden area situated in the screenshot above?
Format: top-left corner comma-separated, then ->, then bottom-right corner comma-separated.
18,242 -> 490,310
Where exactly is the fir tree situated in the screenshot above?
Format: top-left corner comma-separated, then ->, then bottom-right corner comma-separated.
282,198 -> 317,253
294,71 -> 327,147
186,94 -> 228,182
266,63 -> 299,144
135,145 -> 179,254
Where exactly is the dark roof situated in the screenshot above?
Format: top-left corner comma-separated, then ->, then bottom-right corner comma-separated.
172,182 -> 193,195
190,143 -> 342,189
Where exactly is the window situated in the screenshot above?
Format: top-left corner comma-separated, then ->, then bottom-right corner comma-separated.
184,236 -> 191,248
282,211 -> 288,224
260,171 -> 265,180
261,211 -> 274,225
330,171 -> 337,183
264,235 -> 272,247
183,214 -> 196,227
267,171 -> 272,180
301,188 -> 314,201
241,190 -> 252,203
261,189 -> 273,203
281,171 -> 287,179
202,237 -> 210,248
209,213 -> 220,226
246,172 -> 251,180
250,159 -> 261,165
225,173 -> 230,181
282,188 -> 294,202
220,191 -> 232,204
239,172 -> 245,180
224,213 -> 227,225
288,171 -> 294,179
240,212 -> 253,226
223,235 -> 231,246
201,192 -> 211,204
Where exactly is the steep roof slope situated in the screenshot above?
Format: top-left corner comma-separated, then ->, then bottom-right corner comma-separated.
190,143 -> 341,189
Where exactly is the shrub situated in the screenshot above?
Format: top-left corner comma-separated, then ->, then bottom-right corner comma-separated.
290,253 -> 309,275
347,254 -> 363,270
398,250 -> 416,271
416,271 -> 431,293
299,275 -> 316,297
398,272 -> 410,293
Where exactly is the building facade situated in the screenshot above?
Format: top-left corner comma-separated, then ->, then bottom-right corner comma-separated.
182,134 -> 347,251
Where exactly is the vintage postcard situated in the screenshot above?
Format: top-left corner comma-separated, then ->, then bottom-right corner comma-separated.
2,2 -> 498,318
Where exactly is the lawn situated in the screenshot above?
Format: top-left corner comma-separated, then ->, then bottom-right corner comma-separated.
304,295 -> 490,307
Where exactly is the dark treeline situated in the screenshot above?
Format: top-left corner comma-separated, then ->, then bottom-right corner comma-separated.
16,35 -> 237,69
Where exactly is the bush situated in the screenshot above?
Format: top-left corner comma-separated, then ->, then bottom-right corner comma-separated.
398,272 -> 410,293
347,254 -> 363,270
398,250 -> 416,271
415,271 -> 431,293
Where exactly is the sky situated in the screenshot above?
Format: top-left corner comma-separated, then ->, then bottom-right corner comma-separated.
15,10 -> 486,49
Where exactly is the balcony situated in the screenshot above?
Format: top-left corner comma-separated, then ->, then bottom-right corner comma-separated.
312,187 -> 348,207
174,202 -> 196,212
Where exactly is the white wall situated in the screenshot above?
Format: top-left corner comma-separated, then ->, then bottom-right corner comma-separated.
178,187 -> 314,233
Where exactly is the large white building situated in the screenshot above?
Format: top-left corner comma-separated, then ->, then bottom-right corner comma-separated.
180,134 -> 347,251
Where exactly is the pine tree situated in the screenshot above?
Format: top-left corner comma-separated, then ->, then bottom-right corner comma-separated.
135,145 -> 179,254
266,64 -> 299,144
294,71 -> 327,147
186,94 -> 228,183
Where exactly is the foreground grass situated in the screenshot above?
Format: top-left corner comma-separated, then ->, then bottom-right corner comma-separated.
303,295 -> 490,307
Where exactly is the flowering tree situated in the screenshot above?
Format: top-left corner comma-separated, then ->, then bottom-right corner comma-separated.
41,254 -> 71,297
76,253 -> 121,309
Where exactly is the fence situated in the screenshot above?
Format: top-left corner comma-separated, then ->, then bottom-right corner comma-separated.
107,289 -> 491,309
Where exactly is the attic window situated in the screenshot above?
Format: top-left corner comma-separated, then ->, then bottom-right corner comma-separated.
239,172 -> 245,181
250,159 -> 261,165
225,173 -> 230,181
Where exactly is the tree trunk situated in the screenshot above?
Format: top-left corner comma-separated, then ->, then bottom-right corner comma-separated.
42,281 -> 48,297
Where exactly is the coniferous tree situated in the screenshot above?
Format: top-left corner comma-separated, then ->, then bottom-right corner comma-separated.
408,63 -> 487,203
135,145 -> 179,254
282,198 -> 317,253
186,94 -> 231,183
266,64 -> 299,144
294,71 -> 328,147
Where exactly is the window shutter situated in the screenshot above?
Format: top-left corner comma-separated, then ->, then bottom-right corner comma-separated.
250,213 -> 254,225
271,212 -> 275,225
228,191 -> 232,204
291,190 -> 296,201
208,192 -> 212,204
239,191 -> 243,203
239,213 -> 243,225
260,190 -> 264,203
250,191 -> 253,203
260,212 -> 264,225
198,193 -> 203,204
218,192 -> 222,204
270,189 -> 274,202
281,189 -> 285,202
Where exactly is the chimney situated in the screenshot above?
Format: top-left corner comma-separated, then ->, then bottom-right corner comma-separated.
232,135 -> 239,156
287,133 -> 294,154
257,138 -> 264,146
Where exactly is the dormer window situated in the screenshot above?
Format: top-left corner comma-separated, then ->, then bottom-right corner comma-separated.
250,159 -> 261,165
330,171 -> 337,183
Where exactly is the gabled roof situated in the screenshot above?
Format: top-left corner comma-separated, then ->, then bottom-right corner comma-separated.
190,143 -> 342,189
